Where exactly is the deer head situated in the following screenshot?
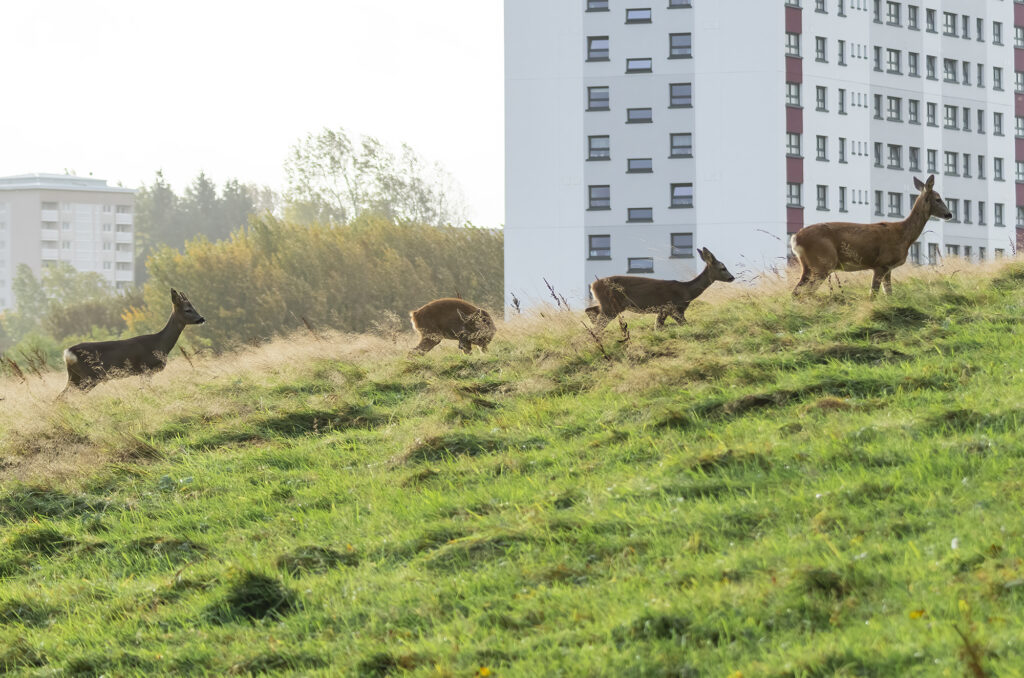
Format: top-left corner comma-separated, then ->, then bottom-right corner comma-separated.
699,248 -> 736,283
171,289 -> 206,325
913,174 -> 953,220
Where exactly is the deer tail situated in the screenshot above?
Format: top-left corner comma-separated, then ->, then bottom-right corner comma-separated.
63,349 -> 78,367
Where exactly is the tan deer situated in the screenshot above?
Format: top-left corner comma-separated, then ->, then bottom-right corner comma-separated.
585,247 -> 735,331
59,289 -> 205,396
791,174 -> 952,297
409,298 -> 496,355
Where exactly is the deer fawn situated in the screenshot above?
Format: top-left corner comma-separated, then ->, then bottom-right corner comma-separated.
59,289 -> 205,396
585,247 -> 735,331
791,174 -> 952,297
409,298 -> 496,355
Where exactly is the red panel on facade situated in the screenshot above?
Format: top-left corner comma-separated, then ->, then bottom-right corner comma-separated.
1017,182 -> 1024,206
1017,93 -> 1024,117
787,156 -> 804,184
786,106 -> 803,133
786,55 -> 803,83
1017,137 -> 1024,161
1016,2 -> 1024,27
787,207 -> 804,234
1016,48 -> 1024,72
785,5 -> 802,33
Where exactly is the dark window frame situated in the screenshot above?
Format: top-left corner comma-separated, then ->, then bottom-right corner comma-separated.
670,232 -> 694,258
627,207 -> 654,222
588,185 -> 611,210
588,234 -> 611,260
627,257 -> 655,273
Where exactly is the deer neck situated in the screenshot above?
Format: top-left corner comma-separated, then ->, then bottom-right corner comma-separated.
683,264 -> 715,296
155,312 -> 187,357
899,194 -> 931,245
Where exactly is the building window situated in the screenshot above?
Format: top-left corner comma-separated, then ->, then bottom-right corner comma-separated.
964,200 -> 972,224
995,157 -> 1004,181
962,106 -> 971,131
815,36 -> 827,62
886,96 -> 902,121
995,203 -> 1005,226
872,0 -> 880,22
873,46 -> 882,71
838,88 -> 846,114
815,0 -> 826,12
787,133 -> 802,156
962,153 -> 971,177
626,57 -> 653,73
670,233 -> 693,258
1016,116 -> 1024,137
909,147 -> 920,172
816,185 -> 828,210
927,243 -> 939,266
943,105 -> 958,129
670,133 -> 693,157
625,8 -> 652,23
669,82 -> 692,107
978,155 -> 986,179
946,244 -> 960,257
995,112 -> 1004,135
943,58 -> 957,83
947,199 -> 959,222
926,55 -> 936,79
886,49 -> 901,73
627,107 -> 653,123
1016,26 -> 1024,49
887,144 -> 902,169
587,86 -> 610,111
589,185 -> 611,210
816,135 -> 828,161
838,137 -> 846,162
961,14 -> 970,39
908,99 -> 920,123
589,235 -> 611,259
888,192 -> 903,217
838,40 -> 846,65
1016,71 -> 1024,94
587,0 -> 609,10
927,149 -> 938,173
670,183 -> 694,208
839,186 -> 847,212
994,67 -> 1003,91
944,151 -> 959,175
627,207 -> 654,222
1019,207 -> 1024,227
786,32 -> 801,56
874,190 -> 883,216
588,36 -> 610,61
628,257 -> 654,273
977,109 -> 985,133
979,201 -> 986,224
908,52 -> 919,76
979,247 -> 986,261
668,0 -> 692,7
943,12 -> 957,36
977,63 -> 985,87
925,8 -> 936,32
873,94 -> 883,119
908,5 -> 919,29
909,242 -> 921,265
627,158 -> 653,173
588,135 -> 610,160
885,1 -> 900,25
962,61 -> 971,85
993,21 -> 1003,45
787,183 -> 802,207
669,33 -> 692,58
816,86 -> 827,111
786,83 -> 801,106
874,142 -> 883,167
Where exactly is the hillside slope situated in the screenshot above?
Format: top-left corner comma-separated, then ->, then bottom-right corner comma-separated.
2,264 -> 1024,676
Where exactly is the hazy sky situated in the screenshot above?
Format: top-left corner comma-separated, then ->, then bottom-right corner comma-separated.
0,1 -> 505,226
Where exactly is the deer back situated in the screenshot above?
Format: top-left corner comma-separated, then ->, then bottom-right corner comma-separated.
793,221 -> 908,271
591,276 -> 688,315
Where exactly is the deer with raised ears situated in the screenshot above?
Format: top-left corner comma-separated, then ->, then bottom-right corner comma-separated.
58,289 -> 205,396
791,174 -> 952,297
585,247 -> 736,331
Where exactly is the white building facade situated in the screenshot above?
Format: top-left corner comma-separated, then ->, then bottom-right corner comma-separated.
505,0 -> 1024,311
0,174 -> 136,310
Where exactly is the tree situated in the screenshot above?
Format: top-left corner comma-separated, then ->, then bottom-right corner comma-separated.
283,127 -> 468,227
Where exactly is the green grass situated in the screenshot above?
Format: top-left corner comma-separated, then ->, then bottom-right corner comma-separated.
3,264 -> 1024,676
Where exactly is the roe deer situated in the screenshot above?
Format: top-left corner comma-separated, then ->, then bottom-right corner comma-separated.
791,174 -> 952,297
59,289 -> 205,396
585,247 -> 735,331
409,298 -> 496,355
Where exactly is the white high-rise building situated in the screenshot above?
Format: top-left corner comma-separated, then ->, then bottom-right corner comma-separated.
504,0 -> 1022,311
0,174 -> 136,310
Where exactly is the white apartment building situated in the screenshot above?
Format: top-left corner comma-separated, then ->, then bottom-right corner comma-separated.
505,0 -> 1024,311
0,174 -> 136,310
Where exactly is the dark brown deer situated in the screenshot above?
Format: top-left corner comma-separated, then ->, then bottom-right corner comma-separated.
409,298 -> 496,355
59,289 -> 205,396
585,247 -> 735,330
791,174 -> 952,297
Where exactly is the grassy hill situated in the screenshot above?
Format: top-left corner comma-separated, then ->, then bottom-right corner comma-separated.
2,263 -> 1024,676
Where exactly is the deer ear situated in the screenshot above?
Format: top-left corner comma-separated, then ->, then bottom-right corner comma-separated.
170,289 -> 181,305
913,177 -> 925,191
925,174 -> 935,189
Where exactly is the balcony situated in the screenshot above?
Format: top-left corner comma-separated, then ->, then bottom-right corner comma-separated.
115,251 -> 133,263
41,248 -> 59,260
115,270 -> 134,283
40,210 -> 58,222
115,213 -> 133,225
40,228 -> 59,240
115,232 -> 132,244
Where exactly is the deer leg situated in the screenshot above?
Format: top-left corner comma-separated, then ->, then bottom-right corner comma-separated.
592,312 -> 612,334
656,310 -> 668,328
870,268 -> 886,298
883,269 -> 893,295
410,336 -> 440,355
584,305 -> 601,323
792,266 -> 813,296
457,337 -> 473,354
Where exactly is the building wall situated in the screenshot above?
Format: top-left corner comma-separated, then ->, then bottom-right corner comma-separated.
505,0 -> 1023,313
0,175 -> 135,311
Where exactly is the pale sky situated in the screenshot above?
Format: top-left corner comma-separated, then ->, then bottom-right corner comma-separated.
0,1 -> 505,226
